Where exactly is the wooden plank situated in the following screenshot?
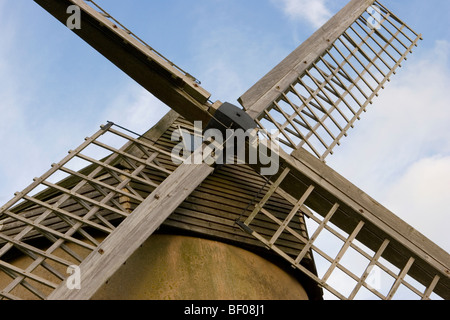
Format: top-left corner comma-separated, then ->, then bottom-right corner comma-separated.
422,275 -> 440,300
276,147 -> 450,299
33,0 -> 214,126
239,0 -> 375,120
386,257 -> 415,300
348,238 -> 390,299
47,161 -> 214,300
321,220 -> 365,282
167,209 -> 304,256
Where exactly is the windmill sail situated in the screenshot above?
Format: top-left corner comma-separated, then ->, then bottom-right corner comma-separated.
34,0 -> 214,125
0,121 -> 188,299
239,0 -> 422,160
235,0 -> 448,299
2,0 -> 448,301
240,147 -> 450,300
0,114 -> 318,300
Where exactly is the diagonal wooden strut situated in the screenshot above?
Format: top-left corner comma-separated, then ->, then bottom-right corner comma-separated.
33,0 -> 215,126
24,0 -> 447,301
240,147 -> 450,300
239,0 -> 422,160
47,161 -> 214,300
239,0 -> 376,119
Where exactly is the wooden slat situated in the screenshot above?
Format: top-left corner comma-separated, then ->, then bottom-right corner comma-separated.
239,0 -> 376,120
244,168 -> 291,225
386,257 -> 415,300
422,275 -> 440,300
33,0 -> 214,126
269,185 -> 315,245
295,204 -> 339,265
0,260 -> 58,289
321,220 -> 365,282
348,238 -> 390,299
2,210 -> 97,251
47,161 -> 214,300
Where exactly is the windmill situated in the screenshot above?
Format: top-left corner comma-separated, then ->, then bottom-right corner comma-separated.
0,0 -> 449,300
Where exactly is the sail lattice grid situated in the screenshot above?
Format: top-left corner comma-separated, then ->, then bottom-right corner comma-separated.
2,0 -> 448,300
237,162 -> 448,300
0,123 -> 178,300
256,1 -> 422,160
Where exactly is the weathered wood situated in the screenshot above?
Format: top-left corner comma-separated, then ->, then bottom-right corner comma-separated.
386,257 -> 415,300
274,147 -> 450,298
239,0 -> 375,120
47,161 -> 214,300
33,0 -> 214,126
290,147 -> 450,270
6,0 -> 441,300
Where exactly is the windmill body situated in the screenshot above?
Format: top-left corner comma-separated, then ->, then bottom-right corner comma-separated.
0,0 -> 449,300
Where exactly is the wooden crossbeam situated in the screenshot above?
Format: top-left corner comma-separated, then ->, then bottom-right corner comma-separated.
239,0 -> 376,120
33,0 -> 214,126
47,161 -> 214,300
0,122 -> 183,299
277,148 -> 450,299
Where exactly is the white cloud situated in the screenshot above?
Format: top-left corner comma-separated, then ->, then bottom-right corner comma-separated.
329,40 -> 450,181
328,40 -> 450,252
383,156 -> 450,252
273,0 -> 333,29
100,85 -> 170,134
190,21 -> 289,104
0,9 -> 51,204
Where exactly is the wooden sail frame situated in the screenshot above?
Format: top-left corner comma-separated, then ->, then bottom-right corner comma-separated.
0,0 -> 448,300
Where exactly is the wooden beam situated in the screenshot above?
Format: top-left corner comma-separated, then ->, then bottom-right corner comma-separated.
275,147 -> 450,299
33,0 -> 214,126
47,161 -> 214,300
239,0 -> 375,120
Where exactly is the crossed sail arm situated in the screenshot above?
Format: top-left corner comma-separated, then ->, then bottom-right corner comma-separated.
0,117 -> 448,300
0,0 -> 447,300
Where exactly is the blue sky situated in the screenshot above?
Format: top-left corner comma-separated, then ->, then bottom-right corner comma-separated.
0,0 -> 449,295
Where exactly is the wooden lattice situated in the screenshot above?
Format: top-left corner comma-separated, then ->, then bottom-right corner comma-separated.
244,1 -> 422,160
237,162 -> 448,300
0,123 -> 177,299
